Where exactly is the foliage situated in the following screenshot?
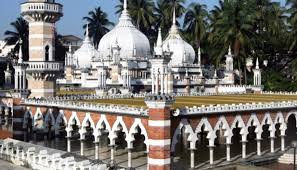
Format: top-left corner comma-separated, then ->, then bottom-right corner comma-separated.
83,7 -> 114,48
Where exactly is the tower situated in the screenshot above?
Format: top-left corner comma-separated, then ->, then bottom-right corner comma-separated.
21,0 -> 63,98
253,58 -> 261,86
223,46 -> 235,85
150,28 -> 173,94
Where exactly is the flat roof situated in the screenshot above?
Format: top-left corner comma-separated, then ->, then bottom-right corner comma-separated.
81,94 -> 297,108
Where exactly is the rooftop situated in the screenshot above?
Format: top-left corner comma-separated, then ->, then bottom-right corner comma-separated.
81,94 -> 297,108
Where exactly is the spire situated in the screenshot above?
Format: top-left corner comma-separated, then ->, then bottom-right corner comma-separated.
256,57 -> 259,69
173,6 -> 176,25
6,63 -> 10,71
157,27 -> 163,47
18,40 -> 23,64
228,45 -> 232,55
68,44 -> 72,53
124,0 -> 128,11
154,27 -> 163,56
198,46 -> 201,66
86,24 -> 89,37
214,69 -> 218,79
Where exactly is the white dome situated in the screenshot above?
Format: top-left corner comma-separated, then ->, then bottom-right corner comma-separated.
74,31 -> 99,69
163,15 -> 195,66
98,4 -> 151,60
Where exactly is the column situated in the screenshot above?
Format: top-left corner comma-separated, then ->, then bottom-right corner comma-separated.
22,71 -> 26,89
67,137 -> 71,152
98,72 -> 102,88
95,142 -> 99,159
226,143 -> 231,161
151,73 -> 155,94
15,71 -> 18,89
156,74 -> 159,93
128,148 -> 132,169
270,137 -> 275,153
257,139 -> 261,156
242,141 -> 247,159
209,146 -> 214,165
110,145 -> 115,165
190,148 -> 196,169
281,135 -> 285,151
160,71 -> 164,94
145,95 -> 174,170
165,74 -> 168,94
80,139 -> 85,156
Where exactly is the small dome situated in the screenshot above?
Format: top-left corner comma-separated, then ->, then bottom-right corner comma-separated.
74,26 -> 99,68
162,10 -> 195,66
98,0 -> 151,60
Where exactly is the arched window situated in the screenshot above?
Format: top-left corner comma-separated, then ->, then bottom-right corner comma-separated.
45,45 -> 49,61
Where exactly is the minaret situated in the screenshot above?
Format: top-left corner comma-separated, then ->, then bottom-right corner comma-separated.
12,41 -> 29,98
253,58 -> 261,87
223,45 -> 235,85
21,0 -> 63,98
4,63 -> 12,89
154,27 -> 163,56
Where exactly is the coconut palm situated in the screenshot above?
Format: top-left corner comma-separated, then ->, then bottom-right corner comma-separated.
154,0 -> 186,35
209,0 -> 257,84
183,2 -> 208,50
83,7 -> 114,48
116,0 -> 155,36
4,17 -> 29,61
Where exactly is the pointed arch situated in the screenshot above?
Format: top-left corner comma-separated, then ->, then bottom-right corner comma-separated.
81,112 -> 95,129
274,112 -> 285,124
128,118 -> 149,151
195,117 -> 212,134
95,114 -> 112,135
44,109 -> 55,127
247,114 -> 260,127
285,110 -> 297,124
261,113 -> 273,126
214,116 -> 230,131
231,115 -> 245,129
171,119 -> 196,152
67,112 -> 81,127
110,116 -> 129,145
55,110 -> 67,127
23,107 -> 33,128
33,107 -> 44,129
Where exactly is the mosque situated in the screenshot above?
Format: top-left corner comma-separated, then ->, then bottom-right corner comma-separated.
56,0 -> 260,96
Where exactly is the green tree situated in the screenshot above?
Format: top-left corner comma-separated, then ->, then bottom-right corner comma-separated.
83,7 -> 114,48
116,0 -> 155,32
209,0 -> 257,84
183,2 -> 208,50
4,17 -> 29,61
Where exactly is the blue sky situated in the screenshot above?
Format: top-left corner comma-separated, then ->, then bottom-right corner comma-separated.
0,0 -> 286,39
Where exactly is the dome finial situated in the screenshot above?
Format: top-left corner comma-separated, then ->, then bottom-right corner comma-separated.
173,5 -> 176,25
124,0 -> 128,11
228,45 -> 231,55
18,39 -> 23,64
86,24 -> 89,37
157,27 -> 162,47
198,46 -> 201,66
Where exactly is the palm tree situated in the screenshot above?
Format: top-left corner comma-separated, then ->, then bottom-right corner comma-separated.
116,0 -> 155,40
4,17 -> 29,61
183,2 -> 208,51
154,0 -> 186,34
209,0 -> 257,84
83,7 -> 114,48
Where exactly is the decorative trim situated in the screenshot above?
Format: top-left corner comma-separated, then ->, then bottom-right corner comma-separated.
148,120 -> 170,127
148,158 -> 170,165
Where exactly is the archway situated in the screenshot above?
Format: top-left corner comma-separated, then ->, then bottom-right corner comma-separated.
231,122 -> 242,158
286,114 -> 297,146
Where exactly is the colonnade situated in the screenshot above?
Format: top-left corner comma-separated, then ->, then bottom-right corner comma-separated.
151,67 -> 170,94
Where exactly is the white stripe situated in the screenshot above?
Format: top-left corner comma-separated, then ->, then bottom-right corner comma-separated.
29,22 -> 54,27
31,89 -> 54,93
29,34 -> 53,39
148,158 -> 170,165
149,139 -> 171,146
148,120 -> 170,127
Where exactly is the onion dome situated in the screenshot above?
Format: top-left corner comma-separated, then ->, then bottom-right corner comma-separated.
98,0 -> 151,60
162,8 -> 195,66
74,25 -> 99,68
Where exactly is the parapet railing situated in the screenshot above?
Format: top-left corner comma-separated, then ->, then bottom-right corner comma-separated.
262,91 -> 297,95
177,100 -> 297,116
22,99 -> 148,116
